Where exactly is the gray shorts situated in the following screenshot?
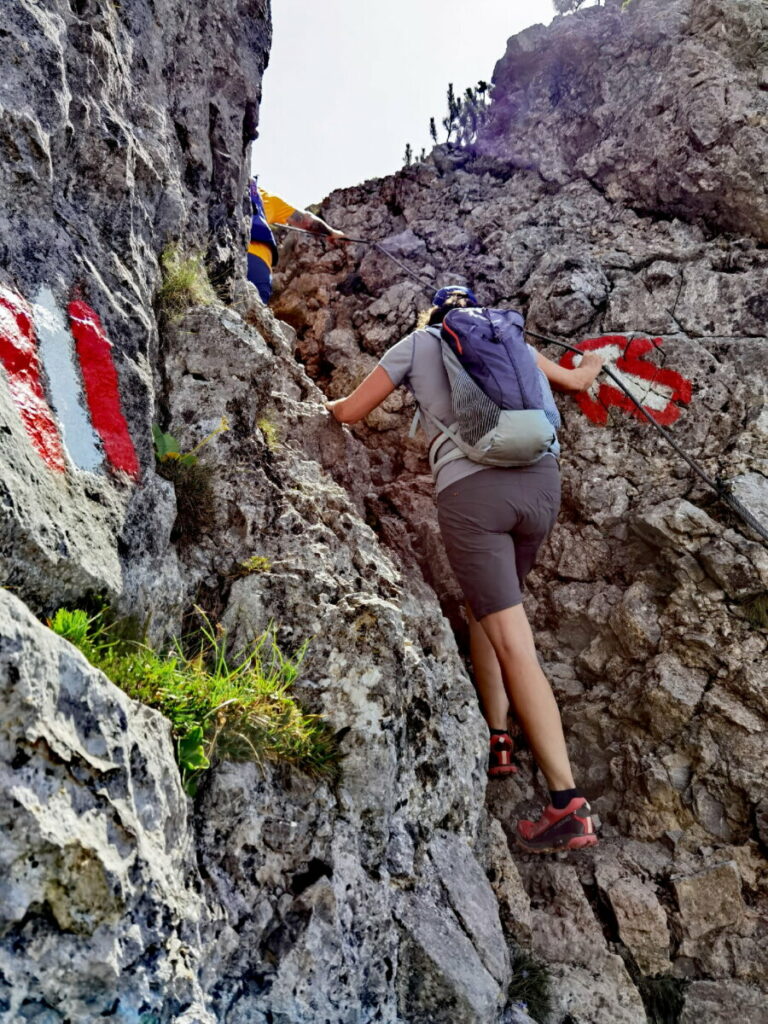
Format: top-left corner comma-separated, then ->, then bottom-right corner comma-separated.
436,457 -> 561,620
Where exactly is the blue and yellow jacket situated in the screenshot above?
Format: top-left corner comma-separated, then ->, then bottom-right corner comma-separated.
248,178 -> 297,270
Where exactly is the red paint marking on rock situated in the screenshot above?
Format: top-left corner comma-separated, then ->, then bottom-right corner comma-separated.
0,285 -> 66,471
559,335 -> 692,426
67,300 -> 139,479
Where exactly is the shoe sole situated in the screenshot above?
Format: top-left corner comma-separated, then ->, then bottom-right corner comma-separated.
488,765 -> 518,777
516,833 -> 598,854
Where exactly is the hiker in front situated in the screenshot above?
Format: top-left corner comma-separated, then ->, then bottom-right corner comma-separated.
325,286 -> 604,853
248,178 -> 347,303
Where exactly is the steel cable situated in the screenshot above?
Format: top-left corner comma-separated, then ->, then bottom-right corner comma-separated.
272,223 -> 768,544
524,329 -> 768,545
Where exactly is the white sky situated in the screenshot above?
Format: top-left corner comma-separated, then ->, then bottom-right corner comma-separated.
252,0 -> 567,209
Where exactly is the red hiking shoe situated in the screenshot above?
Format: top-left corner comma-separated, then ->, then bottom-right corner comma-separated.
488,733 -> 518,777
516,797 -> 598,853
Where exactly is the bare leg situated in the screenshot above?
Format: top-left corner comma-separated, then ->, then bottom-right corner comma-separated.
479,604 -> 575,792
467,604 -> 510,731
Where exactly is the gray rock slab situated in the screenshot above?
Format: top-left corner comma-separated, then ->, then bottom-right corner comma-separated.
598,872 -> 671,976
680,980 -> 768,1024
546,957 -> 648,1024
429,830 -> 512,986
673,861 -> 745,944
0,589 -> 211,1022
3,0 -> 768,1016
482,0 -> 768,241
477,816 -> 533,947
395,887 -> 504,1024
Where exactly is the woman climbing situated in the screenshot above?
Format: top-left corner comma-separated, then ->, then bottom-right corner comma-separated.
325,286 -> 604,853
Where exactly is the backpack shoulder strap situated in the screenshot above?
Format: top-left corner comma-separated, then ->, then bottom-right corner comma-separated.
409,323 -> 471,471
408,325 -> 445,439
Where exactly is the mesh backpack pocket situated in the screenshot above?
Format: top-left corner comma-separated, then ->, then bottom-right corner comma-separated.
421,308 -> 559,471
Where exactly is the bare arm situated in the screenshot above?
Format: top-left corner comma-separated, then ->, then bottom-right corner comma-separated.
325,366 -> 395,424
535,350 -> 603,393
288,208 -> 346,243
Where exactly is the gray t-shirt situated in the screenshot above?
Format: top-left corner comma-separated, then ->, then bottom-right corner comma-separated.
378,326 -> 560,494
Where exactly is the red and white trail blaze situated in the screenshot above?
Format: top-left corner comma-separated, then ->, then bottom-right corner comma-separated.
0,284 -> 139,480
0,285 -> 67,472
68,300 -> 139,479
559,335 -> 693,426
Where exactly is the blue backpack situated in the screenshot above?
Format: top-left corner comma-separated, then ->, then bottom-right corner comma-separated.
414,307 -> 560,473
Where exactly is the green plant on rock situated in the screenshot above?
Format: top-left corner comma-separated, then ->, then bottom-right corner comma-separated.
166,460 -> 216,542
152,416 -> 229,467
553,0 -> 626,11
238,554 -> 272,575
157,243 -> 217,318
507,947 -> 551,1023
637,975 -> 687,1024
742,592 -> 768,630
402,142 -> 428,170
49,607 -> 340,794
257,417 -> 280,452
406,79 -> 490,166
553,0 -> 588,12
153,417 -> 229,543
431,79 -> 491,149
442,82 -> 462,142
459,81 -> 491,147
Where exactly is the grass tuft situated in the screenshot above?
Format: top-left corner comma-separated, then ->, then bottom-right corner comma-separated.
742,592 -> 768,630
157,244 -> 217,317
239,555 -> 272,575
152,418 -> 229,543
257,417 -> 280,452
507,947 -> 551,1023
638,975 -> 687,1024
49,607 -> 340,794
157,458 -> 216,543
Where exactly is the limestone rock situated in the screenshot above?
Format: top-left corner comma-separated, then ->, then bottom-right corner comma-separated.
635,653 -> 708,741
0,588 -> 211,1022
429,830 -> 512,986
395,886 -> 505,1024
275,13 -> 768,993
482,0 -> 768,241
546,958 -> 648,1024
523,863 -> 609,970
673,861 -> 745,946
476,815 -> 533,947
0,0 -> 271,623
598,871 -> 672,976
680,980 -> 768,1024
3,0 -> 768,1018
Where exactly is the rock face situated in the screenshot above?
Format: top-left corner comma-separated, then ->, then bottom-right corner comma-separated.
0,0 -> 269,620
0,588 -> 210,1022
483,0 -> 768,242
1,0 -> 767,1022
160,290 -> 511,1023
271,1 -> 768,1019
1,5 -> 532,1021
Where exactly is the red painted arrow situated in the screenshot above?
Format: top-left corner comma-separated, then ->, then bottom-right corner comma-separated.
0,285 -> 66,471
559,335 -> 692,426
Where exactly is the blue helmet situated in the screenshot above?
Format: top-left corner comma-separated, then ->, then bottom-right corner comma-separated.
431,284 -> 478,308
